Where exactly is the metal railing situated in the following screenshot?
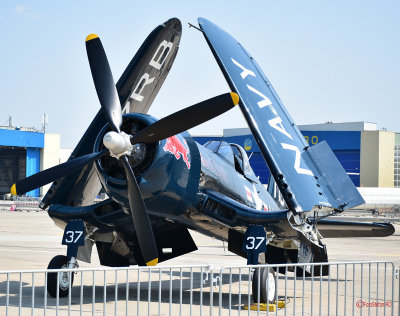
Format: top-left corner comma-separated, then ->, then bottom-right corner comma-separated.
14,196 -> 41,211
218,261 -> 399,316
0,261 -> 398,315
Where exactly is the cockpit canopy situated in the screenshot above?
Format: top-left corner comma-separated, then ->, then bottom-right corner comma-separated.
204,140 -> 258,182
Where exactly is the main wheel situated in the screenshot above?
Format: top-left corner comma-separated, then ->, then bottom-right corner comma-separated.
252,267 -> 277,304
47,255 -> 74,298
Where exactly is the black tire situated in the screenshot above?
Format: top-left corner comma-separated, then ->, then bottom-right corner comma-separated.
252,267 -> 277,304
47,255 -> 74,298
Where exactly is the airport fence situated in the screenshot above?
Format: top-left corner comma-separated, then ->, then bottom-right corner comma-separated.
13,196 -> 41,211
0,196 -> 42,212
385,208 -> 400,223
0,261 -> 398,316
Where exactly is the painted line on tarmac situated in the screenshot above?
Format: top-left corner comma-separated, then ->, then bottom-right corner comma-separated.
0,247 -> 60,254
373,253 -> 400,256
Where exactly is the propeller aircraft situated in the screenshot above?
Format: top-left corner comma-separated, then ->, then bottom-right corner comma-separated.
10,18 -> 395,302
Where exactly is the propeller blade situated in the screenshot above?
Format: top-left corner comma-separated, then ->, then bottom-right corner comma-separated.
11,149 -> 109,196
86,34 -> 122,133
130,92 -> 239,144
86,35 -> 158,264
121,156 -> 158,266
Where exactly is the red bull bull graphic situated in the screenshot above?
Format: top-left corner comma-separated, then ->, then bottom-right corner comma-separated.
163,136 -> 191,169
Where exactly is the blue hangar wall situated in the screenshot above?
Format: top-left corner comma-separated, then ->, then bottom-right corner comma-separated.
193,130 -> 361,186
0,129 -> 44,197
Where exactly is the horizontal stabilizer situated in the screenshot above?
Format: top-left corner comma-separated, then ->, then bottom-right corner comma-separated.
316,219 -> 395,238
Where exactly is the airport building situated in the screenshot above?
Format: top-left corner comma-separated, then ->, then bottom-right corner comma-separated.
0,121 -> 399,198
193,122 -> 400,189
0,126 -> 61,197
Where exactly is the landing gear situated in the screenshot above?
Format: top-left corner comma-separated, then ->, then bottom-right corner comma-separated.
47,255 -> 76,298
46,220 -> 85,297
252,266 -> 277,304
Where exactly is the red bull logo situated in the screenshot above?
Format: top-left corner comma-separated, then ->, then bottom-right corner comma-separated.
163,136 -> 191,169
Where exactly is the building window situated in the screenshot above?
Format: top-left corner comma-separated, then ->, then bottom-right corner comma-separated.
395,145 -> 400,188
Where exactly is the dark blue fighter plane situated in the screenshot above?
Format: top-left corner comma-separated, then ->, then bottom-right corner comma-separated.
11,18 -> 394,302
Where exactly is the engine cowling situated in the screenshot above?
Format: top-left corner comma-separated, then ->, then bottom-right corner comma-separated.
94,113 -> 201,217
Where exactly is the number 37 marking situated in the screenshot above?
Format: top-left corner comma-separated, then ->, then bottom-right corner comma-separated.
245,236 -> 265,250
64,231 -> 83,244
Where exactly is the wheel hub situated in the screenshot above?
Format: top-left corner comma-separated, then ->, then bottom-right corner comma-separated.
267,271 -> 275,302
58,264 -> 71,291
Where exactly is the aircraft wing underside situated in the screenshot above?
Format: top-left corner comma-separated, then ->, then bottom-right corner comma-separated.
198,18 -> 364,214
47,200 -> 198,266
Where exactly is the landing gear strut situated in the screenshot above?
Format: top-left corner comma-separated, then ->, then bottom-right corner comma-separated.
241,225 -> 278,304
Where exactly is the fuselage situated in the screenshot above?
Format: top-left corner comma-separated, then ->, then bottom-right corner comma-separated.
93,113 -> 280,241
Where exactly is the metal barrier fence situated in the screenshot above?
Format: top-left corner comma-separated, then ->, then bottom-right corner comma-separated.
0,197 -> 42,212
0,261 -> 398,315
384,208 -> 400,223
13,196 -> 41,211
218,261 -> 399,316
0,265 -> 214,316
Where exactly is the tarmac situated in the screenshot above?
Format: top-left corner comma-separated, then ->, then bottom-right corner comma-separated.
0,209 -> 399,315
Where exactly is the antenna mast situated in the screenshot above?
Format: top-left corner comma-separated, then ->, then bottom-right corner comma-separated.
41,113 -> 48,133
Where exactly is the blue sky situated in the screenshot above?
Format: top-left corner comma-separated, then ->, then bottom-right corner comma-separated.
1,1 -> 399,148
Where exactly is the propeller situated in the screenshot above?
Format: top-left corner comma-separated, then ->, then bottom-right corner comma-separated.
85,33 -> 159,266
11,33 -> 239,266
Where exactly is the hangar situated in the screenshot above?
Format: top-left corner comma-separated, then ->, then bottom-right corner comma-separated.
0,126 -> 60,197
194,121 -> 400,188
1,121 -> 399,198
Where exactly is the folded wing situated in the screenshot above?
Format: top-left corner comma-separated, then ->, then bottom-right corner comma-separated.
198,18 -> 364,214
